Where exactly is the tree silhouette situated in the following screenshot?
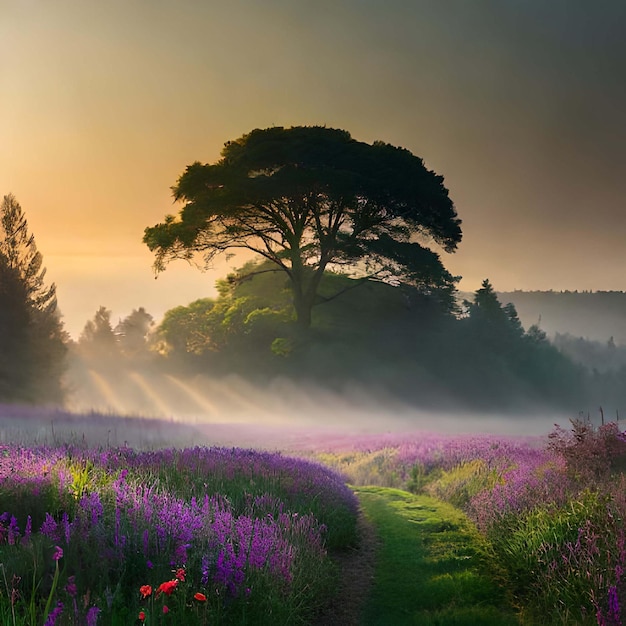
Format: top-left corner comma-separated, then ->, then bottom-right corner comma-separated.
144,126 -> 462,328
0,194 -> 67,403
465,279 -> 524,344
114,307 -> 154,359
0,251 -> 32,400
78,306 -> 119,360
0,194 -> 57,314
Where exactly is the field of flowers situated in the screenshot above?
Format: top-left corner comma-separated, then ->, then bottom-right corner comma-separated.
305,420 -> 626,625
0,441 -> 359,625
3,403 -> 626,625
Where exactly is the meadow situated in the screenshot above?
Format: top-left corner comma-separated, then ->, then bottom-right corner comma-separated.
0,409 -> 359,625
304,419 -> 626,625
1,406 -> 626,624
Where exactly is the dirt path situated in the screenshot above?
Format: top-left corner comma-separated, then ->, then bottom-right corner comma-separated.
314,507 -> 379,625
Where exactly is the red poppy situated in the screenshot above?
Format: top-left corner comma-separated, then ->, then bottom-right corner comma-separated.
162,605 -> 169,614
156,579 -> 179,596
139,585 -> 152,599
175,567 -> 186,582
138,611 -> 146,622
193,592 -> 207,602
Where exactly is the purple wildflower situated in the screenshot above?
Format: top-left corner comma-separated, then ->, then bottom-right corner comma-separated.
41,513 -> 58,541
65,575 -> 77,597
61,512 -> 71,545
201,554 -> 209,586
21,515 -> 32,545
607,585 -> 621,625
86,606 -> 100,626
7,515 -> 19,545
52,546 -> 63,561
43,601 -> 64,626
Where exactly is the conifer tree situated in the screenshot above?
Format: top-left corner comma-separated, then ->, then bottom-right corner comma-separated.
0,194 -> 67,403
0,251 -> 32,400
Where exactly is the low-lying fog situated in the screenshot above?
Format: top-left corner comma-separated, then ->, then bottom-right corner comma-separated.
7,365 -> 574,451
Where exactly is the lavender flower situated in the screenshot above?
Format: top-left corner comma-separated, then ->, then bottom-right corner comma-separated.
21,515 -> 32,545
86,606 -> 100,626
201,554 -> 210,586
43,602 -> 63,626
607,585 -> 621,625
41,513 -> 58,541
64,575 -> 77,597
7,515 -> 19,545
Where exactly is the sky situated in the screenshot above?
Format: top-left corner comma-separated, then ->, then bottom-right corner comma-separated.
2,0 -> 626,338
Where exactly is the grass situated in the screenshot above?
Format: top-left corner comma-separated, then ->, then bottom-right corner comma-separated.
355,486 -> 520,626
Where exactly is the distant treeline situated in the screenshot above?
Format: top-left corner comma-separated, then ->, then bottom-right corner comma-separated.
70,265 -> 607,415
494,290 -> 626,344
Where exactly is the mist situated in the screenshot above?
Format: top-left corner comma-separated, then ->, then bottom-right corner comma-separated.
58,360 -> 574,448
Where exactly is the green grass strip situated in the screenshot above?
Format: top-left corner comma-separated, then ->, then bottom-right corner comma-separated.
355,486 -> 521,626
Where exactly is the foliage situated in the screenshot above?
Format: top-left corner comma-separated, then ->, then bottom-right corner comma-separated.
75,307 -> 156,367
144,125 -> 462,328
497,289 -> 626,345
155,263 -> 293,357
553,333 -> 626,373
547,418 -> 626,483
458,280 -> 586,409
424,459 -> 502,510
0,194 -> 57,314
114,308 -> 154,360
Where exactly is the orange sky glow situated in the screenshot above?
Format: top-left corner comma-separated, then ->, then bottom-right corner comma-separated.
3,1 -> 626,337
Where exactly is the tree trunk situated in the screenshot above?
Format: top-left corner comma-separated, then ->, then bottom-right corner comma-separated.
292,287 -> 313,329
289,245 -> 327,329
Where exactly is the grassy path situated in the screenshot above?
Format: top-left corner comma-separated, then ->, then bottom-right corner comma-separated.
355,486 -> 521,626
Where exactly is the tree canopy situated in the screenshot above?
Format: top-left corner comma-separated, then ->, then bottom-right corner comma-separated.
144,126 -> 462,328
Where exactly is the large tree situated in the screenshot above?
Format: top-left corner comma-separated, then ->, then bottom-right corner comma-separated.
144,126 -> 462,328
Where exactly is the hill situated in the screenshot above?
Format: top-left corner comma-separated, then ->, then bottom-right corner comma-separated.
490,291 -> 626,344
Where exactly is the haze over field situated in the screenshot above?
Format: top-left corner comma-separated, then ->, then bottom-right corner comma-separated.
3,1 -> 626,337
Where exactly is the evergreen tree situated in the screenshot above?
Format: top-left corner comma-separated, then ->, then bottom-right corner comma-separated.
0,194 -> 57,313
0,194 -> 67,403
0,251 -> 32,400
464,279 -> 523,346
78,306 -> 120,360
